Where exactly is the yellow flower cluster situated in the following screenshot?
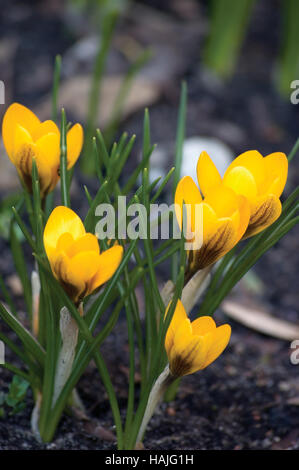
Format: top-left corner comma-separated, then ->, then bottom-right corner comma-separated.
1,103 -> 288,377
2,103 -> 83,196
175,150 -> 288,277
43,207 -> 123,305
169,149 -> 288,376
165,300 -> 231,377
2,103 -> 123,303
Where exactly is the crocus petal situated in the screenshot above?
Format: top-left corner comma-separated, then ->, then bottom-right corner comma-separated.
223,165 -> 257,199
229,209 -> 241,236
186,201 -> 217,263
201,202 -> 218,239
263,152 -> 288,198
32,120 -> 60,141
67,123 -> 83,169
2,103 -> 40,158
244,194 -> 282,238
189,215 -> 236,270
56,232 -> 74,253
225,150 -> 265,192
174,176 -> 202,235
235,195 -> 251,240
44,206 -> 86,264
165,299 -> 188,356
196,151 -> 222,196
89,245 -> 123,291
67,233 -> 99,258
169,319 -> 206,376
34,132 -> 60,193
204,185 -> 239,218
186,202 -> 234,272
12,124 -> 34,167
53,252 -> 85,301
191,316 -> 216,336
202,324 -> 231,369
202,217 -> 236,263
35,132 -> 60,168
68,251 -> 101,289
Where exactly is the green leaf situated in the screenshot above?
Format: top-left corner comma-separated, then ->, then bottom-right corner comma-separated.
172,82 -> 187,196
204,0 -> 256,78
81,9 -> 119,174
171,81 -> 187,280
104,49 -> 152,145
51,54 -> 61,122
31,158 -> 45,255
60,108 -> 70,207
0,301 -> 45,367
278,0 -> 299,97
9,222 -> 32,318
5,375 -> 30,412
11,206 -> 36,251
151,167 -> 175,204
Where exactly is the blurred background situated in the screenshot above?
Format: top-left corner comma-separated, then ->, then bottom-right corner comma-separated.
0,0 -> 299,450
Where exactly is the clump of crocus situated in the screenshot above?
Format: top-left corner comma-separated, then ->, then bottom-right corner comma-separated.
136,299 -> 231,446
43,206 -> 123,305
197,150 -> 288,238
175,176 -> 250,278
2,103 -> 83,197
165,299 -> 231,377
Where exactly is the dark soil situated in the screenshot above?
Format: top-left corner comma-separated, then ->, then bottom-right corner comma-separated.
0,0 -> 299,450
1,316 -> 299,450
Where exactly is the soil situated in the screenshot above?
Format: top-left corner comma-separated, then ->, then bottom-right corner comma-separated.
0,0 -> 299,451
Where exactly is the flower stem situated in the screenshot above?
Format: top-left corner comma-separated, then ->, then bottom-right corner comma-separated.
31,270 -> 40,338
135,365 -> 175,447
60,108 -> 70,208
52,307 -> 79,406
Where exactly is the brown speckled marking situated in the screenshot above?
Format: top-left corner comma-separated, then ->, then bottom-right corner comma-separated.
170,342 -> 200,377
245,198 -> 277,237
186,223 -> 234,280
54,257 -> 82,304
17,144 -> 35,192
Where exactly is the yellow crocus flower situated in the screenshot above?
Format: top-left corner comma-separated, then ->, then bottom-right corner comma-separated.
165,300 -> 231,377
175,175 -> 250,275
2,103 -> 83,196
43,206 -> 123,304
197,150 -> 288,238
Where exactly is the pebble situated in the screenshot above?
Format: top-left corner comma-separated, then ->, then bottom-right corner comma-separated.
181,136 -> 234,183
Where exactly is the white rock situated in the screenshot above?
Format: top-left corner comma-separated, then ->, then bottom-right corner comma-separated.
181,136 -> 234,184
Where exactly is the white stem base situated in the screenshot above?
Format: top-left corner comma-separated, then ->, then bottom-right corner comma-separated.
136,365 -> 175,446
52,307 -> 79,407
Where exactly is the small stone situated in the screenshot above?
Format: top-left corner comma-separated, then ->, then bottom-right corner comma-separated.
181,136 -> 234,185
6,275 -> 23,296
226,365 -> 238,376
166,407 -> 176,417
278,381 -> 291,392
262,438 -> 272,448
